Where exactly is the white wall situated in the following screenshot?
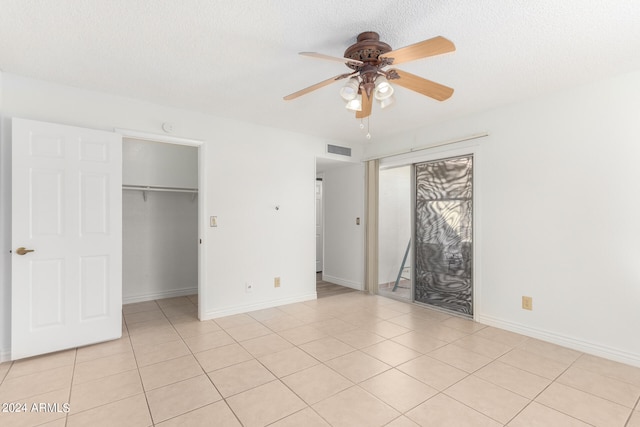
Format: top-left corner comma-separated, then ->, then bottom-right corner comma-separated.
322,163 -> 365,289
378,166 -> 411,284
122,191 -> 198,303
365,70 -> 640,366
0,73 -> 364,359
123,138 -> 198,188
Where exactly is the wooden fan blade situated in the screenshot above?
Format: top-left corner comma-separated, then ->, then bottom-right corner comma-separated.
356,91 -> 373,119
381,36 -> 455,65
299,52 -> 363,65
391,69 -> 454,101
283,73 -> 352,100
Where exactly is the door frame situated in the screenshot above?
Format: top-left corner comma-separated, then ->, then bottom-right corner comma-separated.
0,116 -> 10,362
315,178 -> 323,273
116,128 -> 206,320
376,140 -> 482,320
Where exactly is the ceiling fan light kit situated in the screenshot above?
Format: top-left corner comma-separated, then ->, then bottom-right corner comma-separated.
374,76 -> 394,100
345,95 -> 363,112
284,31 -> 456,137
379,95 -> 396,109
339,77 -> 360,101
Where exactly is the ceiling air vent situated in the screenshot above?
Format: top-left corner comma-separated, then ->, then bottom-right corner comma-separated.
327,144 -> 351,157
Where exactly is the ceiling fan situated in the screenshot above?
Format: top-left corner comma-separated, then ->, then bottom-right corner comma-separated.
283,31 -> 456,120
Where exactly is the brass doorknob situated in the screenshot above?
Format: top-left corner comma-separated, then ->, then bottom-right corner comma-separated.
16,247 -> 35,255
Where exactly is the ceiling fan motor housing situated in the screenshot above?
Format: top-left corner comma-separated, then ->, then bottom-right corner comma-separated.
344,32 -> 392,70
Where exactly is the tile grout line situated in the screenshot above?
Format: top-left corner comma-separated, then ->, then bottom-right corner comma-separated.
129,300 -> 161,426
432,350 -> 510,425
246,313 -> 357,427
555,354 -> 640,411
0,361 -> 13,386
502,350 -> 597,426
208,307 -> 398,425
159,296 -> 246,427
61,315 -> 150,421
623,391 -> 640,427
210,315 -> 322,412
256,309 -> 440,424
188,328 -> 244,426
63,348 -> 78,427
367,314 -> 587,425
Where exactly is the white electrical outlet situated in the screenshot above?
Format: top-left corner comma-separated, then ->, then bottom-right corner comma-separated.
245,282 -> 253,293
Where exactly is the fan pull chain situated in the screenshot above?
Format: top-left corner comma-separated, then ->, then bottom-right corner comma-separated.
357,118 -> 371,140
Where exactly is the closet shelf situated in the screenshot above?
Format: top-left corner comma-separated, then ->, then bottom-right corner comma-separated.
123,185 -> 198,193
123,185 -> 198,201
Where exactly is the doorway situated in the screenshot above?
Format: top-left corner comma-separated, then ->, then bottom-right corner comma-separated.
374,153 -> 475,317
315,179 -> 323,273
117,128 -> 205,322
315,157 -> 364,294
121,137 -> 199,305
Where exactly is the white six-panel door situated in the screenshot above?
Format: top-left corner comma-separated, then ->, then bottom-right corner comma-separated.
11,118 -> 122,360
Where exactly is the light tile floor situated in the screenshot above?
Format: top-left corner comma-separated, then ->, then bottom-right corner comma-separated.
377,281 -> 411,301
1,292 -> 640,426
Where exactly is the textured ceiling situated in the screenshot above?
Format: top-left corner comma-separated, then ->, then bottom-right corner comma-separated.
1,0 -> 639,143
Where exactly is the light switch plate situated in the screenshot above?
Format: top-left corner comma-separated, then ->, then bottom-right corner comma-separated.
210,216 -> 217,227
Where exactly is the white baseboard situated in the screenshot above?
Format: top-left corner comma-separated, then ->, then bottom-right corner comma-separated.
322,274 -> 363,291
0,349 -> 10,363
477,314 -> 640,368
123,287 -> 198,305
201,293 -> 317,320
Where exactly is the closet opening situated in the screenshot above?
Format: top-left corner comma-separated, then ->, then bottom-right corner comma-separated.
121,136 -> 202,315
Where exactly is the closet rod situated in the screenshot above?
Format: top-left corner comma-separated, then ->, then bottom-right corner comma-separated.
122,185 -> 198,193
